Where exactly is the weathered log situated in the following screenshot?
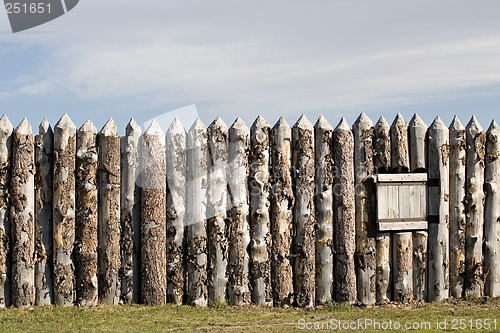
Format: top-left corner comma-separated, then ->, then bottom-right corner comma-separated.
165,118 -> 186,305
249,116 -> 272,306
207,117 -> 228,304
98,119 -> 121,305
333,117 -> 356,303
140,120 -> 167,305
10,118 -> 35,307
35,118 -> 54,306
484,120 -> 500,297
373,116 -> 391,304
352,113 -> 376,305
53,113 -> 76,306
314,116 -> 333,305
449,116 -> 466,299
390,113 -> 413,303
186,118 -> 208,307
427,117 -> 449,302
270,117 -> 294,306
120,119 -> 142,304
465,116 -> 485,298
408,114 -> 427,302
227,118 -> 251,306
75,120 -> 98,307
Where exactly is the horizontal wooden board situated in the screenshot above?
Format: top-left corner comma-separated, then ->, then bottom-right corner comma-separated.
377,173 -> 427,183
378,221 -> 428,231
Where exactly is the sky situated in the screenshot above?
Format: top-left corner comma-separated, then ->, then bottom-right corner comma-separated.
1,0 -> 500,134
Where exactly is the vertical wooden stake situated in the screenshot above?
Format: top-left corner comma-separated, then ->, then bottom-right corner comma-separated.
408,114 -> 427,302
140,120 -> 167,305
227,118 -> 251,306
35,118 -> 54,306
465,116 -> 485,298
333,117 -> 356,303
11,118 -> 35,307
207,117 -> 229,304
75,120 -> 98,306
390,113 -> 413,303
427,117 -> 450,302
120,119 -> 142,304
353,113 -> 376,305
53,113 -> 76,306
227,118 -> 251,305
484,120 -> 500,297
99,119 -> 121,304
249,116 -> 272,306
449,116 -> 466,299
166,118 -> 186,305
270,117 -> 294,306
186,118 -> 208,307
373,117 -> 391,304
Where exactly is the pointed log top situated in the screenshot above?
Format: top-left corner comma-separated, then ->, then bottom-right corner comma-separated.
79,119 -> 97,133
15,118 -> 32,134
273,116 -> 289,129
101,118 -> 117,136
167,117 -> 185,133
126,118 -> 141,136
315,115 -> 333,130
145,119 -> 164,136
39,117 -> 52,135
55,113 -> 76,130
230,117 -> 249,131
252,115 -> 269,129
429,116 -> 446,130
466,115 -> 484,133
189,117 -> 207,132
293,114 -> 313,130
487,119 -> 499,135
334,117 -> 350,131
449,115 -> 464,131
209,116 -> 228,131
409,114 -> 427,127
0,114 -> 13,131
375,116 -> 390,129
353,112 -> 373,128
391,113 -> 406,128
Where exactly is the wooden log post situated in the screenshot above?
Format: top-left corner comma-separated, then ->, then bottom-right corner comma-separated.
484,120 -> 500,297
408,114 -> 428,302
292,115 -> 315,307
75,120 -> 98,307
165,118 -> 186,305
249,116 -> 272,306
465,116 -> 485,298
373,117 -> 391,304
353,113 -> 376,305
207,117 -> 228,304
186,118 -> 208,307
427,117 -> 450,302
390,113 -> 413,303
53,113 -> 76,306
120,119 -> 142,304
35,118 -> 54,306
140,120 -> 167,305
227,118 -> 251,306
333,117 -> 356,303
270,117 -> 294,306
0,115 -> 13,307
98,119 -> 121,304
449,116 -> 466,299
10,119 -> 35,307
314,116 -> 334,305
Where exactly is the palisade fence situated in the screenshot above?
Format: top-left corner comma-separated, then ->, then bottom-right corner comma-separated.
0,112 -> 499,308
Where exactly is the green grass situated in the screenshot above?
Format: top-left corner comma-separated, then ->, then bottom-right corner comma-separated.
1,298 -> 500,332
